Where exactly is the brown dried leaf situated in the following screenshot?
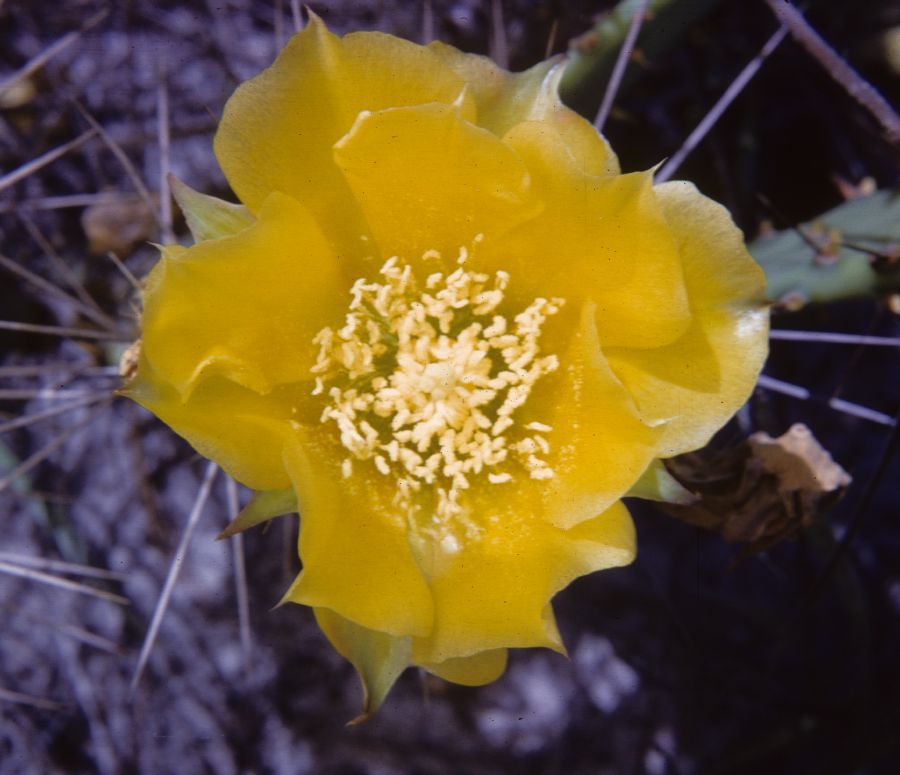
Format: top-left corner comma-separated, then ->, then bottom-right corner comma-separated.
81,192 -> 157,256
0,76 -> 38,109
662,423 -> 851,556
748,423 -> 851,494
118,340 -> 141,382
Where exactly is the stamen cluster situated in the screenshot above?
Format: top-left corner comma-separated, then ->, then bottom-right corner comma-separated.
311,249 -> 563,540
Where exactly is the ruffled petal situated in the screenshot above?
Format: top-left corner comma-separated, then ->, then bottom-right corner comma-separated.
534,301 -> 662,529
333,102 -> 537,261
140,191 -> 342,398
486,122 -> 691,350
281,434 -> 434,638
426,43 -> 618,176
411,500 -> 635,664
605,181 -> 769,456
314,607 -> 412,721
123,351 -> 295,490
214,14 -> 471,250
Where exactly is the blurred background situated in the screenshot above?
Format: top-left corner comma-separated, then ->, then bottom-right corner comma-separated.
1,1 -> 899,773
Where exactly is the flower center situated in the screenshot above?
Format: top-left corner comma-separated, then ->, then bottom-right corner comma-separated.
310,247 -> 563,544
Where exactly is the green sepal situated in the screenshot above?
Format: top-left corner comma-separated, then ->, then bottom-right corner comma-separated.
626,459 -> 697,505
169,173 -> 254,243
314,607 -> 411,725
217,488 -> 297,540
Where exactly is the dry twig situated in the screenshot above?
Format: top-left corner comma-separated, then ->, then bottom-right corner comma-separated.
764,0 -> 900,148
0,9 -> 108,98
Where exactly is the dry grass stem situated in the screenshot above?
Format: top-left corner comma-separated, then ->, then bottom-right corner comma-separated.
0,388 -> 113,401
0,9 -> 108,98
0,400 -> 111,494
0,320 -> 127,341
769,331 -> 900,347
0,560 -> 128,605
594,0 -> 649,133
0,395 -> 110,435
0,129 -> 97,194
104,250 -> 143,293
0,361 -> 117,378
274,0 -> 285,51
544,18 -> 559,60
0,685 -> 67,713
73,101 -> 159,223
810,407 -> 900,601
58,638 -> 117,775
156,76 -> 174,244
57,622 -> 124,656
290,0 -> 303,32
758,374 -> 895,426
0,252 -> 117,331
19,212 -> 114,325
655,24 -> 788,183
0,551 -> 127,582
130,461 -> 218,692
7,602 -> 126,656
226,476 -> 253,681
0,192 -> 121,213
0,363 -> 89,378
489,0 -> 508,70
422,0 -> 434,44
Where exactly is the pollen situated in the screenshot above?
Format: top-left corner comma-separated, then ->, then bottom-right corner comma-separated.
310,248 -> 563,539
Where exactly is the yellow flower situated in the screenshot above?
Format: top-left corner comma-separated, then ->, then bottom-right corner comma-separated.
123,16 -> 768,717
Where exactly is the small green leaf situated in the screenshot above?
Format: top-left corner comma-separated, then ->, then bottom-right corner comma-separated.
217,488 -> 297,539
169,174 -> 254,243
626,459 -> 697,505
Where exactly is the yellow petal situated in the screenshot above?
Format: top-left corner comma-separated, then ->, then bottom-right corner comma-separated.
605,181 -> 770,456
536,301 -> 662,529
281,435 -> 434,638
486,125 -> 690,349
314,607 -> 411,721
411,500 -> 635,665
124,351 -> 294,490
334,102 -> 536,261
427,43 -> 619,176
423,648 -> 508,686
214,15 -> 471,249
140,191 -> 342,398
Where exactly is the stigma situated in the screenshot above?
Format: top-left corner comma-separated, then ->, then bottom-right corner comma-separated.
310,247 -> 563,538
